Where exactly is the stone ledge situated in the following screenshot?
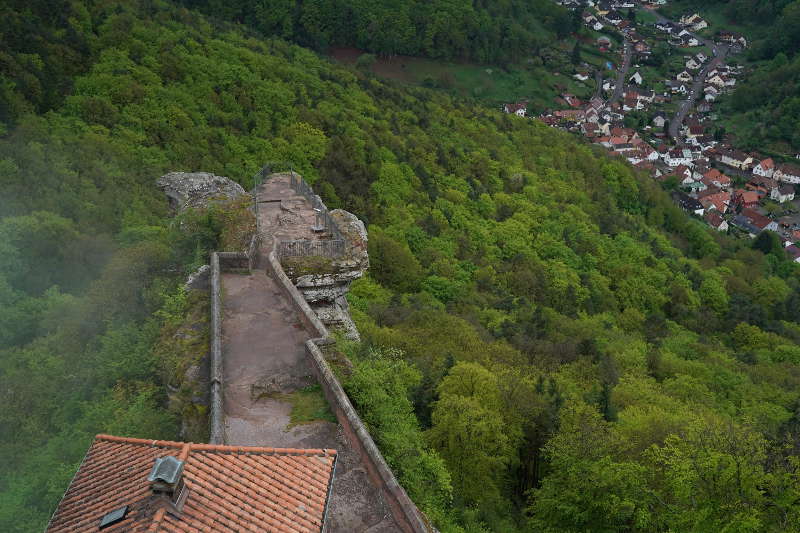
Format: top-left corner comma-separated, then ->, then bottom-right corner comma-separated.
306,340 -> 432,533
209,253 -> 224,445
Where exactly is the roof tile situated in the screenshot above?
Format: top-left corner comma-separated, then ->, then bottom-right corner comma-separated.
46,435 -> 336,533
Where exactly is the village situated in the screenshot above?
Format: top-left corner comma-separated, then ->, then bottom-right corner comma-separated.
503,0 -> 800,263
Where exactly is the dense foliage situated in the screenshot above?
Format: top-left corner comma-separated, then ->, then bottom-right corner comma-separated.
179,0 -> 576,65
663,0 -> 800,153
2,1 -> 800,532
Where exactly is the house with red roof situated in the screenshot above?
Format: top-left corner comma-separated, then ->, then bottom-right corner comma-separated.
733,189 -> 761,210
741,208 -> 778,233
704,212 -> 728,231
673,164 -> 693,181
553,109 -> 585,121
46,435 -> 337,532
502,102 -> 528,117
703,168 -> 731,189
753,158 -> 775,178
747,175 -> 779,195
699,190 -> 731,213
562,93 -> 583,108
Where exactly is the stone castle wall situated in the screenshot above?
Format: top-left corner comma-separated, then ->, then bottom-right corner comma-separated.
201,170 -> 431,531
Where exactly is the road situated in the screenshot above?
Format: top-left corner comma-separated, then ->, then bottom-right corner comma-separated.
636,5 -> 729,145
608,39 -> 632,105
668,43 -> 729,144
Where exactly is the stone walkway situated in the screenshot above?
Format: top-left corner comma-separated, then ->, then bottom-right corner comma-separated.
220,174 -> 400,532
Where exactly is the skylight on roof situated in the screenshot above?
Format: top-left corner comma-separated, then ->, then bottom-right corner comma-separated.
99,505 -> 128,529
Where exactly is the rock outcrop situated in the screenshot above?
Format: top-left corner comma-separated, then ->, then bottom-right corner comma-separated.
286,209 -> 369,340
157,171 -> 245,211
185,264 -> 211,291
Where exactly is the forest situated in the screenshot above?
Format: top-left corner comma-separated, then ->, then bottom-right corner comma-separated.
1,1 -> 800,532
178,0 -> 576,65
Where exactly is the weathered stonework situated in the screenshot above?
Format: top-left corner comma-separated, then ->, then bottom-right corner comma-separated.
283,209 -> 369,340
157,171 -> 245,211
185,264 -> 211,291
201,171 -> 430,532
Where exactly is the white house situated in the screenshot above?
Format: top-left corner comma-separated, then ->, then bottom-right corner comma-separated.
503,102 -> 527,117
707,74 -> 726,88
666,148 -> 693,167
686,58 -> 701,70
667,81 -> 688,94
753,158 -> 775,178
718,150 -> 753,170
629,71 -> 643,85
680,13 -> 707,30
656,21 -> 673,32
771,185 -> 796,203
776,164 -> 800,184
677,70 -> 693,82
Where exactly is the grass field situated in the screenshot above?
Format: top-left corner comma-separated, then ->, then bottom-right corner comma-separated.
330,46 -> 598,113
636,8 -> 660,26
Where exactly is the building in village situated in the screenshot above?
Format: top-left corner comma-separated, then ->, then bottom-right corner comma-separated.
502,102 -> 527,117
705,211 -> 729,231
753,158 -> 775,178
775,163 -> 800,184
772,184 -> 796,203
672,191 -> 705,215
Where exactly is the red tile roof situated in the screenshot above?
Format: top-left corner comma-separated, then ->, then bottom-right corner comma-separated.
741,208 -> 775,230
705,212 -> 725,228
46,435 -> 337,533
758,158 -> 775,170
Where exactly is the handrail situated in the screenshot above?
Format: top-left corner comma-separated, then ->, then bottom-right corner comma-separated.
252,165 -> 345,259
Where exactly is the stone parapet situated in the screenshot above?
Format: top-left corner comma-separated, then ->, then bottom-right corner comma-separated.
209,252 -> 224,445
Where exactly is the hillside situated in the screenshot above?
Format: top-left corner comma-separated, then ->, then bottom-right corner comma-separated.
1,1 -> 800,532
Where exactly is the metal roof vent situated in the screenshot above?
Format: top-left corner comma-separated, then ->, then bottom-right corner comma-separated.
147,456 -> 184,494
99,505 -> 128,529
